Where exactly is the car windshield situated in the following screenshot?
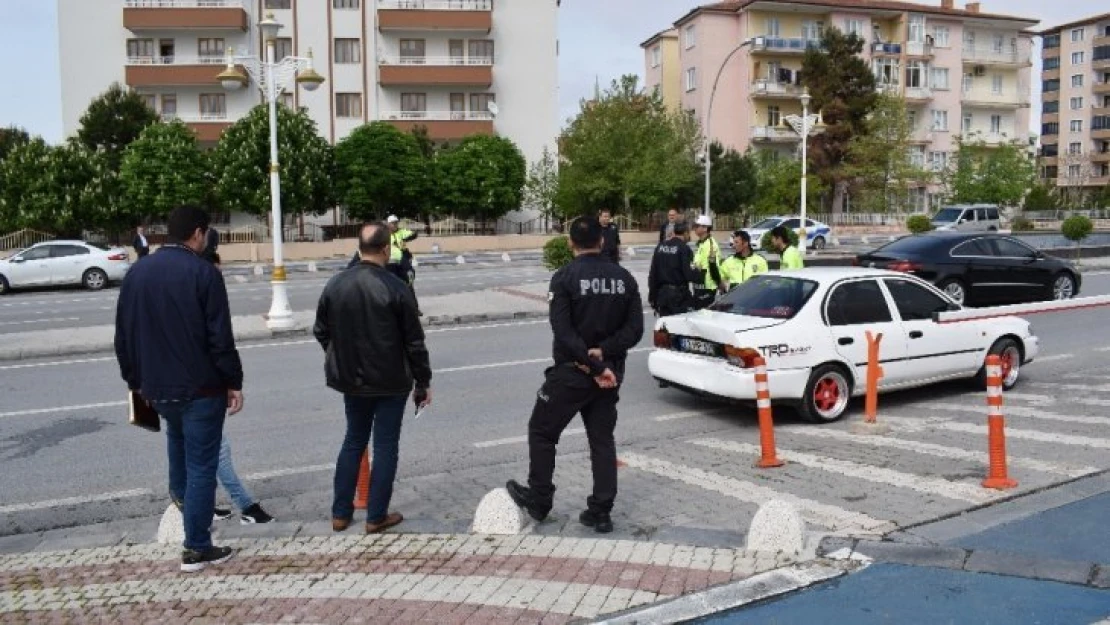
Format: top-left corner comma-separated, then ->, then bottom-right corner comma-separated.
932,208 -> 962,223
708,275 -> 818,319
870,235 -> 942,255
751,218 -> 781,230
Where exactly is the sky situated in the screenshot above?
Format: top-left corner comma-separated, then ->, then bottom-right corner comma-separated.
0,0 -> 1101,143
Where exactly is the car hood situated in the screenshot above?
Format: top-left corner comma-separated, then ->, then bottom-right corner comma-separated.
656,310 -> 786,344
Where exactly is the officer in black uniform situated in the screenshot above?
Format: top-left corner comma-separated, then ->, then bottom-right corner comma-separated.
506,216 -> 644,534
648,220 -> 700,316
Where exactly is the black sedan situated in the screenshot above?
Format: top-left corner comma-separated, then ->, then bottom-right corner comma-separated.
854,232 -> 1081,306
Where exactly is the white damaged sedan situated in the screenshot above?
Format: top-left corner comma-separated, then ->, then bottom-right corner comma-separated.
648,268 -> 1039,423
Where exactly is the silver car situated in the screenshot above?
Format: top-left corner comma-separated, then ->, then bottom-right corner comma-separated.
0,241 -> 131,294
931,205 -> 1001,232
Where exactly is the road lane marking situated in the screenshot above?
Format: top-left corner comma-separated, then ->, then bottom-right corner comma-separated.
0,317 -> 80,327
0,489 -> 153,515
1033,354 -> 1072,363
653,411 -> 714,422
0,401 -> 127,419
244,463 -> 333,480
474,428 -> 586,448
618,452 -> 892,535
896,416 -> 1110,450
0,356 -> 116,371
689,438 -> 998,504
779,426 -> 1095,478
926,402 -> 1110,427
1002,392 -> 1110,408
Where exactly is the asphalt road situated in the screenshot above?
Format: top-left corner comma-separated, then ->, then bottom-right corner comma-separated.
3,275 -> 1110,538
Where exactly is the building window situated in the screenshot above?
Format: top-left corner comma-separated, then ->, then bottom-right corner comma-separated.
275,37 -> 293,61
908,145 -> 925,168
1043,79 -> 1060,92
990,115 -> 1002,134
932,26 -> 950,47
908,14 -> 926,43
1071,120 -> 1083,132
962,113 -> 973,134
198,38 -> 225,60
1068,142 -> 1082,154
469,92 -> 495,114
991,75 -> 1003,95
1071,28 -> 1085,42
845,19 -> 864,39
906,61 -> 926,88
991,34 -> 1005,53
767,105 -> 781,127
765,18 -> 780,38
450,93 -> 465,118
1043,33 -> 1060,48
334,39 -> 361,64
400,39 -> 425,61
684,24 -> 696,49
127,38 -> 155,60
199,93 -> 226,118
333,0 -> 359,8
1044,100 -> 1059,114
907,110 -> 917,129
651,45 -> 661,68
138,93 -> 156,110
336,93 -> 363,118
468,39 -> 494,61
1042,122 -> 1059,135
1072,51 -> 1085,65
400,93 -> 426,115
928,151 -> 948,172
265,0 -> 290,8
931,110 -> 948,131
930,67 -> 949,90
963,29 -> 975,48
685,67 -> 697,91
1072,74 -> 1084,88
1043,57 -> 1060,70
1071,97 -> 1084,110
161,94 -> 177,118
279,93 -> 294,109
1068,164 -> 1082,178
873,58 -> 900,86
802,20 -> 823,42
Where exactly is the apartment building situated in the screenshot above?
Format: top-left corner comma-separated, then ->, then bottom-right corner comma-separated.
58,0 -> 558,175
1038,13 -> 1110,192
642,29 -> 682,113
641,0 -> 1037,211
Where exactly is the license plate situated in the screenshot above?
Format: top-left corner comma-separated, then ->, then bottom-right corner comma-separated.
681,338 -> 719,356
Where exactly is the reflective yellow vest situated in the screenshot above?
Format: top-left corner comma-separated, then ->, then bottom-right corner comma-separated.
390,229 -> 413,263
693,236 -> 722,289
720,253 -> 769,287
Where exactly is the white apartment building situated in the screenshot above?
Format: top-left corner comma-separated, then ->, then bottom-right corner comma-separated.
58,0 -> 559,223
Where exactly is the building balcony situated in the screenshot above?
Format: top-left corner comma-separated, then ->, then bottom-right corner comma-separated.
750,37 -> 821,55
1093,106 -> 1110,117
1042,112 -> 1059,124
750,79 -> 805,99
905,41 -> 933,58
1090,150 -> 1110,163
1095,81 -> 1110,95
905,86 -> 932,102
963,46 -> 1031,67
870,41 -> 902,56
1094,57 -> 1110,70
125,56 -> 240,86
963,131 -> 1018,146
123,0 -> 247,31
1094,33 -> 1110,47
1094,128 -> 1110,140
376,0 -> 492,33
378,55 -> 492,86
163,113 -> 232,142
907,130 -> 934,144
1042,68 -> 1060,80
1089,175 -> 1110,186
1040,156 -> 1058,166
382,111 -> 493,139
962,89 -> 1030,109
751,126 -> 799,143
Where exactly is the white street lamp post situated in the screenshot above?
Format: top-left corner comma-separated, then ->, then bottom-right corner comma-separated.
217,14 -> 325,331
704,37 -> 763,222
784,91 -> 820,255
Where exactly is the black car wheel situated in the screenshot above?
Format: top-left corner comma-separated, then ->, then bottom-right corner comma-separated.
1052,272 -> 1076,300
812,236 -> 826,250
0,274 -> 9,295
797,364 -> 852,423
975,338 -> 1023,391
937,278 -> 967,305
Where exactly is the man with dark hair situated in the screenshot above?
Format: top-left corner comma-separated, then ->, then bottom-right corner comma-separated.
202,226 -> 220,266
114,205 -> 243,573
315,222 -> 432,535
658,208 -> 681,243
506,215 -> 643,534
599,209 -> 621,263
132,225 -> 149,259
770,226 -> 804,270
648,220 -> 699,316
720,229 -> 768,290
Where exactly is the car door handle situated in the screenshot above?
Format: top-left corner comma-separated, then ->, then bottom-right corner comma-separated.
838,337 -> 854,345
909,330 -> 924,339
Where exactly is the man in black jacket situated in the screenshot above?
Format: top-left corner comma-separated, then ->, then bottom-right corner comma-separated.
599,209 -> 621,263
658,208 -> 681,243
648,220 -> 700,316
114,205 -> 243,573
314,222 -> 432,535
132,225 -> 149,258
506,216 -> 644,534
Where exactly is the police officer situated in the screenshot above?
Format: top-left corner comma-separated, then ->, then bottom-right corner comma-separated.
691,215 -> 722,309
720,229 -> 768,290
387,215 -> 422,314
599,209 -> 621,264
770,225 -> 804,270
506,216 -> 644,534
648,221 -> 700,316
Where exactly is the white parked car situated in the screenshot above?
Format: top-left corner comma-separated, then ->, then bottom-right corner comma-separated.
0,241 -> 131,294
744,216 -> 833,250
648,268 -> 1038,423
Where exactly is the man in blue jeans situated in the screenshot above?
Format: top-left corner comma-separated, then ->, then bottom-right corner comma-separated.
314,222 -> 432,534
170,436 -> 274,525
115,205 -> 244,573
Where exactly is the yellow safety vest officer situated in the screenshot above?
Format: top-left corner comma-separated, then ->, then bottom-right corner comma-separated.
692,215 -> 721,290
720,230 -> 768,288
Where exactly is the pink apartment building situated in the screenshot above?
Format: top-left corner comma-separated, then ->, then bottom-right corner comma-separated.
642,0 -> 1038,211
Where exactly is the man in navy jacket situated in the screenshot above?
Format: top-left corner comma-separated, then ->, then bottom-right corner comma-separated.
114,205 -> 244,573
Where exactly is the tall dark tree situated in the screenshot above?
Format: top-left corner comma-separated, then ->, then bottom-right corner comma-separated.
800,28 -> 878,214
333,121 -> 426,221
0,139 -> 113,236
703,141 -> 758,216
437,134 -> 526,221
0,126 -> 30,163
76,83 -> 159,171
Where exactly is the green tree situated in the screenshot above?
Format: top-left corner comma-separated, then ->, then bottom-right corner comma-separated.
0,126 -> 30,163
334,122 -> 426,221
0,139 -> 112,236
846,92 -> 925,212
800,27 -> 878,213
751,151 -> 824,217
76,83 -> 159,172
119,120 -> 210,221
437,134 -> 527,220
701,141 -> 758,216
557,75 -> 700,217
523,146 -> 560,224
1023,183 -> 1059,211
944,135 -> 1036,207
1062,214 -> 1094,263
212,104 -> 334,222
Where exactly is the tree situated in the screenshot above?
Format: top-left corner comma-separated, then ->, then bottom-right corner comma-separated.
437,134 -> 527,220
702,141 -> 758,216
1023,183 -> 1059,211
76,83 -> 159,172
334,122 -> 426,221
212,104 -> 334,222
1056,152 -> 1093,209
1062,214 -> 1093,263
0,139 -> 112,236
556,75 -> 700,217
119,120 -> 210,221
800,28 -> 878,214
751,151 -> 824,217
846,92 -> 925,213
523,146 -> 560,224
0,126 -> 30,163
944,135 -> 1035,207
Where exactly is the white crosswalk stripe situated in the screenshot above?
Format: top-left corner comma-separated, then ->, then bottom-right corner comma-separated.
688,439 -> 998,504
1003,392 -> 1110,408
895,416 -> 1110,450
925,402 -> 1110,427
619,451 -> 894,536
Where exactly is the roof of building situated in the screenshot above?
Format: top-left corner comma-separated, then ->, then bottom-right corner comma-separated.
671,0 -> 1037,29
640,28 -> 679,49
1034,12 -> 1110,35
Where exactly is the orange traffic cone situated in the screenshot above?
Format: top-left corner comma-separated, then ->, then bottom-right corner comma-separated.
752,356 -> 784,469
982,355 -> 1017,490
354,449 -> 371,509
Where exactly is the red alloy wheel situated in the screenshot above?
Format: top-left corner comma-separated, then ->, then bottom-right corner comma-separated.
815,378 -> 840,412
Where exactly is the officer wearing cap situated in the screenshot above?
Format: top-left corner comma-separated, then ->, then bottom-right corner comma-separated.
648,220 -> 700,316
691,215 -> 722,309
720,229 -> 768,290
506,215 -> 643,535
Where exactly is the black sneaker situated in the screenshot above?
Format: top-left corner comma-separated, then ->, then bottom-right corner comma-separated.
579,509 -> 614,534
240,503 -> 274,525
170,496 -> 233,522
505,480 -> 549,522
180,546 -> 234,573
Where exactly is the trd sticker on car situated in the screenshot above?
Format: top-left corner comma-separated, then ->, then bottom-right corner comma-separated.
757,344 -> 813,357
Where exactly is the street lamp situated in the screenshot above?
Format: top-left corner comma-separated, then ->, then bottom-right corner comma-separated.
783,91 -> 820,255
704,36 -> 764,222
217,13 -> 325,331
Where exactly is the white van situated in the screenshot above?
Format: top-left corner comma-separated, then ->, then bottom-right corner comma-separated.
930,205 -> 1001,232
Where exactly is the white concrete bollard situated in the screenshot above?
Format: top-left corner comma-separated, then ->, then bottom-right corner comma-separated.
432,243 -> 441,254
860,236 -> 870,245
746,499 -> 805,556
456,255 -> 466,265
411,257 -> 420,268
471,488 -> 532,535
626,246 -> 636,258
502,252 -> 512,263
307,261 -> 317,273
253,265 -> 264,276
156,504 -> 185,545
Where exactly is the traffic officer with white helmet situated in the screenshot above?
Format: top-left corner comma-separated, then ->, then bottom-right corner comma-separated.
691,215 -> 722,309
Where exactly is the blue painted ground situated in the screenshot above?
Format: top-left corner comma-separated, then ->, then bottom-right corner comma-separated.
951,492 -> 1110,563
695,564 -> 1109,625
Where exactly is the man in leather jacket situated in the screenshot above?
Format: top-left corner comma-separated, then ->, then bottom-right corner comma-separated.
313,222 -> 432,535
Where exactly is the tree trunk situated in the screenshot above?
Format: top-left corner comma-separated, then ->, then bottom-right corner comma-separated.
831,180 -> 849,215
